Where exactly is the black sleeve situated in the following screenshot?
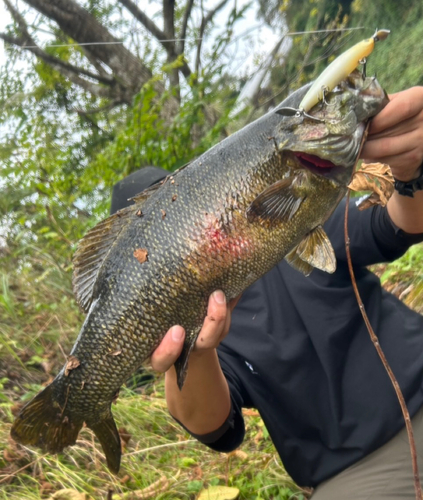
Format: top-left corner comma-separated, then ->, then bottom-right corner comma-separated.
325,199 -> 423,267
172,349 -> 250,453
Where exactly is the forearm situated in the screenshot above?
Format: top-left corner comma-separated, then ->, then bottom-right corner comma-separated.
165,348 -> 231,436
387,189 -> 423,234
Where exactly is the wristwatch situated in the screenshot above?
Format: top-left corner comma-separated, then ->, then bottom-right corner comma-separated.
394,164 -> 423,197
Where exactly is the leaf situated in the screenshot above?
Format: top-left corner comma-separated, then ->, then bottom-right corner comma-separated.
197,486 -> 240,500
227,449 -> 248,461
112,476 -> 169,499
348,162 -> 394,210
179,456 -> 197,467
64,355 -> 80,376
133,248 -> 148,264
48,489 -> 89,500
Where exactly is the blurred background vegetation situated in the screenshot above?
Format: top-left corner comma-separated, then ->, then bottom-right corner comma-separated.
0,0 -> 422,498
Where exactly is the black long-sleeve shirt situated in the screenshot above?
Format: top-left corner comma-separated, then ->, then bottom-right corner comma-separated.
194,200 -> 423,487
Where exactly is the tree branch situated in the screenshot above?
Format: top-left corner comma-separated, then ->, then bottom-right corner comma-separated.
195,0 -> 229,74
163,0 -> 175,41
73,100 -> 122,115
178,0 -> 195,55
118,0 -> 191,79
22,0 -> 153,93
162,0 -> 180,93
0,31 -> 114,100
118,0 -> 167,45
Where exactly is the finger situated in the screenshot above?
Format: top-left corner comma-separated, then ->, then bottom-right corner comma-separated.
228,294 -> 242,312
195,290 -> 228,349
365,148 -> 423,180
362,128 -> 423,169
215,294 -> 242,344
369,87 -> 423,135
151,325 -> 185,373
367,111 -> 423,142
221,305 -> 233,343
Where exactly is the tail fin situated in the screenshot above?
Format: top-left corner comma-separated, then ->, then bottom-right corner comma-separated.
10,383 -> 84,454
11,383 -> 122,473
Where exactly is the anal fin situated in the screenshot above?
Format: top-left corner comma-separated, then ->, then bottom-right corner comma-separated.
285,248 -> 314,276
87,412 -> 121,474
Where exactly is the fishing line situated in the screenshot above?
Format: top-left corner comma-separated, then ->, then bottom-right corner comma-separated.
7,27 -> 366,51
11,38 -> 202,49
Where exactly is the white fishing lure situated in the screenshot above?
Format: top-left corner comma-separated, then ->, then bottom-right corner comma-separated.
277,29 -> 390,120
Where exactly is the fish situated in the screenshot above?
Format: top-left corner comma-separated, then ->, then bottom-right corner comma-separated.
10,69 -> 388,473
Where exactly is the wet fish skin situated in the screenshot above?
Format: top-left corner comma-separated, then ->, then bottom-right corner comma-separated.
10,71 -> 388,473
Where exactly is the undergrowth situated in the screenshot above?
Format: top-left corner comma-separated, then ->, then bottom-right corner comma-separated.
0,262 -> 308,500
0,243 -> 422,499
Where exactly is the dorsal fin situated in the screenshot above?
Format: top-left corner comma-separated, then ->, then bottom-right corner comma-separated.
129,161 -> 191,203
129,179 -> 164,203
72,204 -> 138,313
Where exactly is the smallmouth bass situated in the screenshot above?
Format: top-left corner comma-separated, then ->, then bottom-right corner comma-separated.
11,71 -> 388,473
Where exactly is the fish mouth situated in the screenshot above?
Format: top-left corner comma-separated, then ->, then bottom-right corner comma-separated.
293,151 -> 340,177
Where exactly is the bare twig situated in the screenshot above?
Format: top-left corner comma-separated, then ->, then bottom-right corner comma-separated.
195,0 -> 230,74
178,0 -> 195,54
0,456 -> 47,484
118,0 -> 167,46
344,193 -> 423,500
125,439 -> 196,456
117,0 -> 191,79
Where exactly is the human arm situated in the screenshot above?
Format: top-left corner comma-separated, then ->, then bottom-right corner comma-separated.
361,86 -> 423,234
151,291 -> 240,436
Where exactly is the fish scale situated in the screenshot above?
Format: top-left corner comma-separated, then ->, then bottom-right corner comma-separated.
11,70 -> 388,473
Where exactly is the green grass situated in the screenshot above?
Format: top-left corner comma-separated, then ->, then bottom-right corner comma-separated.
0,266 -> 307,500
372,243 -> 423,314
1,243 -> 422,500
0,382 -> 308,500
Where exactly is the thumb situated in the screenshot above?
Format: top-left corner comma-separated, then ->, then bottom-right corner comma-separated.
151,326 -> 185,373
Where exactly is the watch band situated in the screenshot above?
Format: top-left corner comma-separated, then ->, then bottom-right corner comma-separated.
394,165 -> 423,197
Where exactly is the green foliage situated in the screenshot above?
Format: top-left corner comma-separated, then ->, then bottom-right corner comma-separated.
264,0 -> 423,101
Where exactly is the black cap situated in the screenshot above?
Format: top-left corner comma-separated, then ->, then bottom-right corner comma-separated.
110,167 -> 167,214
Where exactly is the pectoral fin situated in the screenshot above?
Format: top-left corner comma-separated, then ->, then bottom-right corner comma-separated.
246,176 -> 306,225
286,226 -> 336,275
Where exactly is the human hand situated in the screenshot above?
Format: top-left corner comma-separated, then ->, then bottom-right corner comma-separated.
151,291 -> 241,373
361,86 -> 423,181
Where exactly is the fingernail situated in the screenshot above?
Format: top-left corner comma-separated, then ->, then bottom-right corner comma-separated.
171,326 -> 184,342
212,290 -> 226,304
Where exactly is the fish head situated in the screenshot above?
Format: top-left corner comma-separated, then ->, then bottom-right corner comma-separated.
274,70 -> 388,185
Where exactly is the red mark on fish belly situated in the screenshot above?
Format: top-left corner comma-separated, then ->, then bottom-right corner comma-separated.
203,218 -> 251,260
